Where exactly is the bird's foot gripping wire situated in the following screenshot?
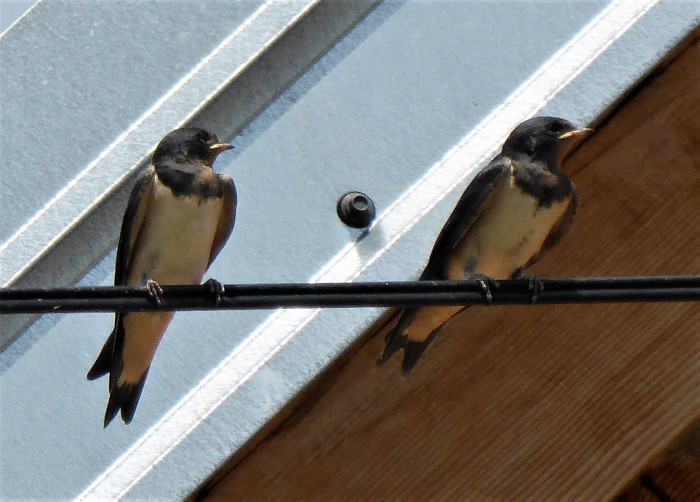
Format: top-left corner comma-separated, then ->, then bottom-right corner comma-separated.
527,275 -> 544,303
472,275 -> 500,304
145,279 -> 164,307
204,278 -> 225,306
512,268 -> 544,303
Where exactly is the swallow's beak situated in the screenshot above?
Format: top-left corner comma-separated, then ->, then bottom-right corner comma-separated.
558,128 -> 594,140
209,143 -> 234,153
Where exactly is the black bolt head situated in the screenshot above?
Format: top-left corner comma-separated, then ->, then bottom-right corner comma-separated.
337,191 -> 376,229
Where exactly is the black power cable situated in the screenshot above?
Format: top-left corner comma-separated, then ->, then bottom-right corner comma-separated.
1,276 -> 699,314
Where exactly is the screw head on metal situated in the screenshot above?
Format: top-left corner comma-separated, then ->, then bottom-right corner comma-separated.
337,191 -> 376,229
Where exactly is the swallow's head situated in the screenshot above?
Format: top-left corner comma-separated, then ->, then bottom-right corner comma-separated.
503,116 -> 592,161
152,127 -> 233,168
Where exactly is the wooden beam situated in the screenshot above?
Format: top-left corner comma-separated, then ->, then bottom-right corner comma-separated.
200,37 -> 700,502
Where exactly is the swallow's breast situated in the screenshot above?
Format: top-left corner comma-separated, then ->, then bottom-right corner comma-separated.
447,174 -> 569,280
127,182 -> 223,286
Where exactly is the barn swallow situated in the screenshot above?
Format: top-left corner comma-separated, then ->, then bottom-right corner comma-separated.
378,116 -> 591,374
87,127 -> 236,426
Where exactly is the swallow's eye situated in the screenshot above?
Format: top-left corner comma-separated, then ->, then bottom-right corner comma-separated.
547,122 -> 564,134
198,132 -> 211,143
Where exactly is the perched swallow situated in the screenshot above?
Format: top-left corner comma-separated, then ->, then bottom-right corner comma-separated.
87,127 -> 236,426
378,116 -> 591,374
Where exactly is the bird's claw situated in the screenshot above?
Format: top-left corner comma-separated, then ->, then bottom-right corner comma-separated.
146,279 -> 164,307
204,278 -> 225,306
479,280 -> 492,303
527,275 -> 544,303
475,276 -> 499,304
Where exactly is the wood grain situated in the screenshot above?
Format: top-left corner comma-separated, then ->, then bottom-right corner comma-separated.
201,39 -> 700,502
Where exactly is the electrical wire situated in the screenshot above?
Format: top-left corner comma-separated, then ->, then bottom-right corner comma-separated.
1,275 -> 700,314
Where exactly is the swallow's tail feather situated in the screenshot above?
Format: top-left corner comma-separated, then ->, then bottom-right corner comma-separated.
87,330 -> 115,381
377,308 -> 418,365
377,326 -> 405,365
402,305 -> 466,374
103,368 -> 150,427
401,329 -> 440,375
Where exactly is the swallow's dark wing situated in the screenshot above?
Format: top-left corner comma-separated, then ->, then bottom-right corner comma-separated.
208,176 -> 237,268
87,167 -> 156,383
420,158 -> 510,280
380,159 -> 510,367
114,166 -> 157,286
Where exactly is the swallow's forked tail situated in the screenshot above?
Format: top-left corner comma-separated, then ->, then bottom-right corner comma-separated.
378,307 -> 452,375
87,328 -> 149,427
103,368 -> 150,427
378,307 -> 440,374
400,330 -> 440,374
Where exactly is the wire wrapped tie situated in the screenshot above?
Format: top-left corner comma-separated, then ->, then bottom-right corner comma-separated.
1,276 -> 700,314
